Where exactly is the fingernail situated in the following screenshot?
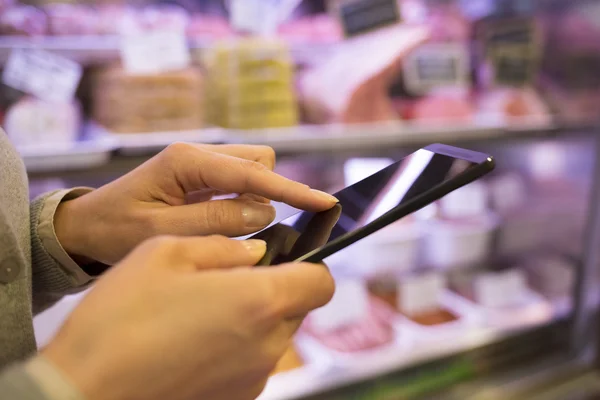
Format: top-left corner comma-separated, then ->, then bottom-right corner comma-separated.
243,203 -> 276,228
310,189 -> 338,204
243,239 -> 267,256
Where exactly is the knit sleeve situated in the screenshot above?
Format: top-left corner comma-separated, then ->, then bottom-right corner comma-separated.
0,356 -> 86,400
29,188 -> 95,314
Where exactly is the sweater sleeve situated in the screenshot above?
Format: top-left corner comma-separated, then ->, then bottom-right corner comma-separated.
0,356 -> 86,400
30,188 -> 96,314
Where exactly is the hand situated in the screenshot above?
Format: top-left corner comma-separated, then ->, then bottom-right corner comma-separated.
54,143 -> 337,265
42,235 -> 335,400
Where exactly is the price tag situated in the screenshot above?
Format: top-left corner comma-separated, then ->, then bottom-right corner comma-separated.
120,30 -> 190,74
331,0 -> 401,38
310,280 -> 369,332
398,273 -> 445,316
474,270 -> 527,308
403,43 -> 470,95
491,45 -> 537,87
2,49 -> 82,103
483,18 -> 540,87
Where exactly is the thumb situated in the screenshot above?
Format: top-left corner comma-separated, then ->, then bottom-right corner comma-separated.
155,199 -> 276,237
138,235 -> 268,272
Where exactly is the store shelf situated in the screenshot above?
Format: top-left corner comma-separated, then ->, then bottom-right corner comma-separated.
22,120 -> 597,174
259,303 -> 563,400
89,124 -> 228,155
0,36 -> 337,66
17,134 -> 117,173
226,118 -> 568,153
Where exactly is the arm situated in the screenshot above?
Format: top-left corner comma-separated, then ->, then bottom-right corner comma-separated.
0,356 -> 85,400
29,189 -> 102,314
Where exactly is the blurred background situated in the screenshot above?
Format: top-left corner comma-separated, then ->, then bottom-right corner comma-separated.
8,0 -> 600,398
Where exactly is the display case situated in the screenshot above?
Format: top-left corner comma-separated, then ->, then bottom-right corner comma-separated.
10,0 -> 600,398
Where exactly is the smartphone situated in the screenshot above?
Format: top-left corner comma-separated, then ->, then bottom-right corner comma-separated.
250,144 -> 495,266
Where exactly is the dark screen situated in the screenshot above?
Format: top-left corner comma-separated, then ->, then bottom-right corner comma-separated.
250,149 -> 481,266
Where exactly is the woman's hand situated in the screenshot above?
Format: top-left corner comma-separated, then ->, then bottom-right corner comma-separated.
42,235 -> 335,400
53,143 -> 337,265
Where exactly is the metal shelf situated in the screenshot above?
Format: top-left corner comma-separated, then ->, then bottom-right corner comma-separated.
0,36 -> 337,66
22,120 -> 597,174
259,298 -> 570,400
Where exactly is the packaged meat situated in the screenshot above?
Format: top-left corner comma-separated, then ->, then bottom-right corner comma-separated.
304,296 -> 396,353
477,87 -> 551,124
4,96 -> 81,147
423,181 -> 498,269
0,5 -> 47,36
135,5 -> 190,33
277,15 -> 342,43
92,65 -> 204,133
367,272 -> 457,326
298,24 -> 429,124
187,15 -> 234,40
96,5 -> 139,35
270,345 -> 304,376
204,38 -> 298,129
44,4 -> 99,36
407,90 -> 475,123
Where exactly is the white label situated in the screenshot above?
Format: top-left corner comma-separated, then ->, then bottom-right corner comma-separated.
398,273 -> 445,315
403,43 -> 469,95
2,49 -> 82,103
229,0 -> 279,34
475,270 -> 527,308
120,30 -> 190,74
310,280 -> 369,332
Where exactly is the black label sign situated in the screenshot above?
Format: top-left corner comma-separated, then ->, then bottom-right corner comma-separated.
336,0 -> 401,38
491,45 -> 537,87
484,18 -> 536,50
403,43 -> 469,94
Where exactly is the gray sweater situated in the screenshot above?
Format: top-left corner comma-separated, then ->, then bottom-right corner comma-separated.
0,131 -> 91,399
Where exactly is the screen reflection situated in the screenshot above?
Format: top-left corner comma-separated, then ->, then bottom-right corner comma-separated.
251,149 -> 478,266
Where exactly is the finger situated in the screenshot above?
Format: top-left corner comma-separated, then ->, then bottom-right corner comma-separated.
144,235 -> 267,271
173,147 -> 337,212
252,224 -> 301,266
255,262 -> 335,319
189,144 -> 276,170
155,199 -> 276,237
237,193 -> 271,204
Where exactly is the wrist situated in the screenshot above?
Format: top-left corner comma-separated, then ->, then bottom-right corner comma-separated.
54,197 -> 94,265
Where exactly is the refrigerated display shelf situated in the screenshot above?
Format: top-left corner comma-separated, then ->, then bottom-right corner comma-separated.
18,134 -> 118,173
21,120 -> 596,173
259,300 -> 566,400
0,36 -> 337,66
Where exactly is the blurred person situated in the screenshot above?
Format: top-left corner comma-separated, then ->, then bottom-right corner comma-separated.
0,132 -> 338,400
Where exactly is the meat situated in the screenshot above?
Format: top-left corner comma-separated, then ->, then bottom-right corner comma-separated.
44,4 -> 99,36
277,15 -> 342,43
4,97 -> 81,146
0,5 -> 47,36
477,87 -> 551,123
303,297 -> 395,353
187,15 -> 234,39
408,92 -> 475,122
298,24 -> 429,124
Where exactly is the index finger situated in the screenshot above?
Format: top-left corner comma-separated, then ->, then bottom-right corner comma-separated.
189,144 -> 276,170
177,147 -> 338,212
255,262 -> 335,319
